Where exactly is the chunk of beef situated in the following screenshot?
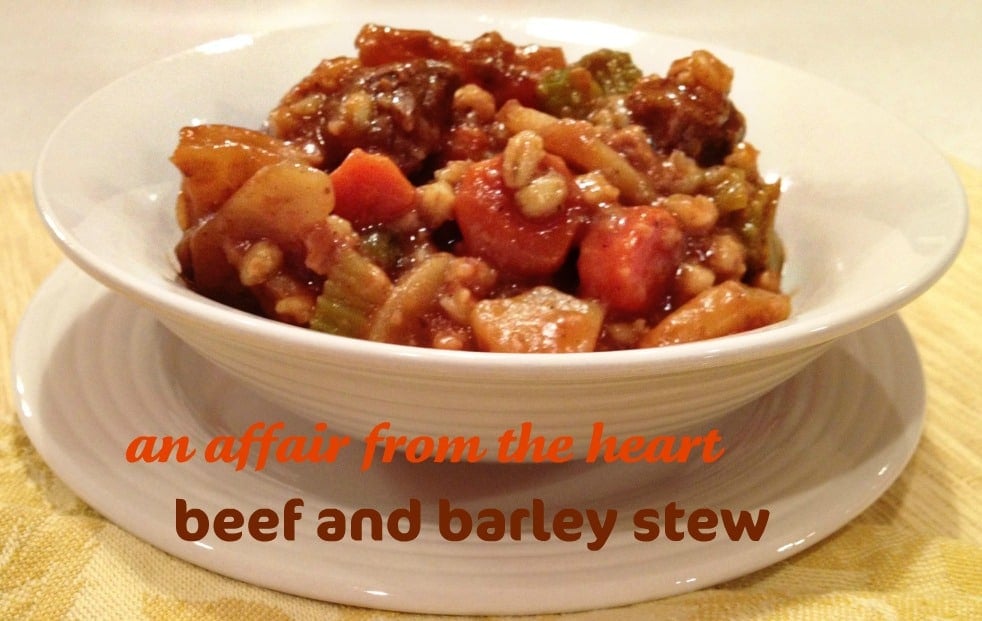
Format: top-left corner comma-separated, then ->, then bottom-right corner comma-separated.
356,24 -> 566,107
625,50 -> 745,166
267,57 -> 460,176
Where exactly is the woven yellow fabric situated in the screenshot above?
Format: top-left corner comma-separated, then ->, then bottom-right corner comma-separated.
2,162 -> 980,620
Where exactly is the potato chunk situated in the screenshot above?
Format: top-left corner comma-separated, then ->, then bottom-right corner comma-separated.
217,160 -> 335,247
471,286 -> 604,353
183,160 -> 334,296
640,280 -> 790,347
170,124 -> 320,227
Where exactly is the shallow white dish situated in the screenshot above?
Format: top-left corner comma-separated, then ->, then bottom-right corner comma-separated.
31,11 -> 966,452
13,264 -> 925,615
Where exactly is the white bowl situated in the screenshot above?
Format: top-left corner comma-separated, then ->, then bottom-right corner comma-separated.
33,11 -> 967,458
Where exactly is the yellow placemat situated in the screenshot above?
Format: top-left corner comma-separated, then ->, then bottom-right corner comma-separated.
1,163 -> 980,620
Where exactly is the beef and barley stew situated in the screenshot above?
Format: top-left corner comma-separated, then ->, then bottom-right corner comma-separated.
172,24 -> 790,353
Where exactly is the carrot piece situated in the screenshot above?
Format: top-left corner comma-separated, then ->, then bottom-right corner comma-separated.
578,205 -> 684,314
329,149 -> 417,229
454,154 -> 581,278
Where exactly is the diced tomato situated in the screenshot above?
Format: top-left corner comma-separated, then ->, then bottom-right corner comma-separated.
453,154 -> 581,279
578,205 -> 684,314
329,149 -> 417,229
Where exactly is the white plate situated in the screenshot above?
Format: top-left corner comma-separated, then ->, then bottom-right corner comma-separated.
13,263 -> 925,615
